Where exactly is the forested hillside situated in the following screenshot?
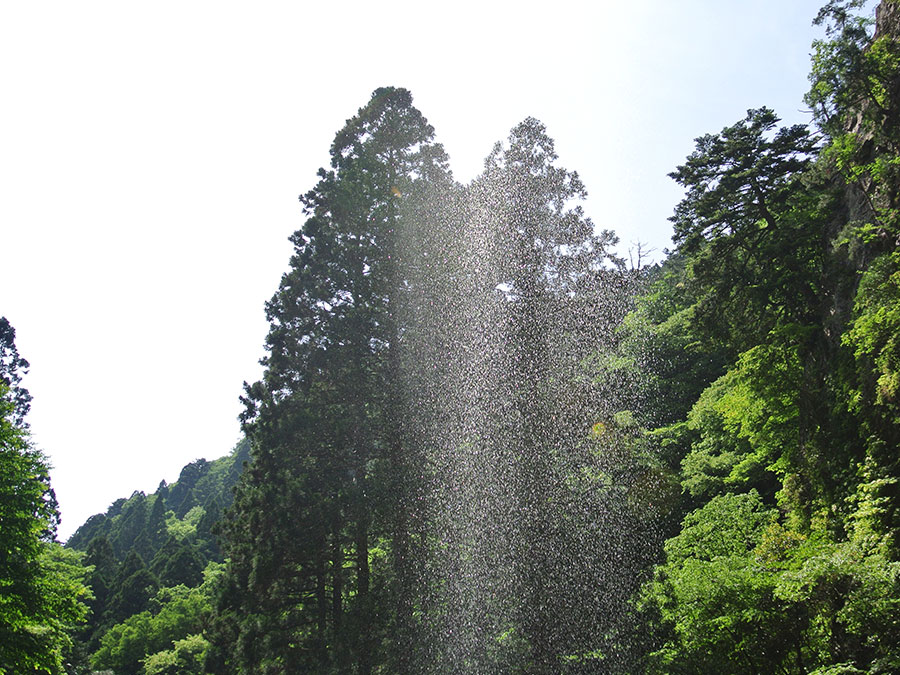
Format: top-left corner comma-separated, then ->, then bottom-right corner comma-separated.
67,439 -> 249,560
4,1 -> 900,673
63,440 -> 249,673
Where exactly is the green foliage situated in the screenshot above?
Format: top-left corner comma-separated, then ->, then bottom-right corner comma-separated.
669,108 -> 827,353
152,539 -> 205,588
106,551 -> 159,625
142,633 -> 208,675
643,492 -> 900,673
164,505 -> 203,541
80,535 -> 117,651
616,256 -> 729,430
807,5 -> 877,137
0,317 -> 32,425
663,491 -> 776,561
638,3 -> 900,672
91,562 -> 222,675
670,107 -> 814,254
0,383 -> 91,674
841,251 -> 900,554
0,543 -> 91,675
845,251 -> 900,411
678,333 -> 808,513
641,492 -> 794,673
807,3 -> 900,146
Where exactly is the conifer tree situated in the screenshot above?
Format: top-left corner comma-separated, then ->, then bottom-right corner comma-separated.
0,327 -> 89,673
468,118 -> 629,671
0,317 -> 32,425
215,87 -> 452,673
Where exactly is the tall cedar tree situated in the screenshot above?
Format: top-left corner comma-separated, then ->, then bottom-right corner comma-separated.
214,87 -> 451,674
471,118 -> 625,672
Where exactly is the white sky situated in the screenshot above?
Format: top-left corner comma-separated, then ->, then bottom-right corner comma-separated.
1,0 -> 861,540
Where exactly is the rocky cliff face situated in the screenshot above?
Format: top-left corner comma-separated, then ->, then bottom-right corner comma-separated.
844,0 -> 899,232
876,0 -> 900,39
876,0 -> 900,221
822,0 -> 900,330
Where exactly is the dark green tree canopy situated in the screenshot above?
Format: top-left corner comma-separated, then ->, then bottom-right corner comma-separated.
1,378 -> 88,672
0,316 -> 32,425
669,107 -> 816,255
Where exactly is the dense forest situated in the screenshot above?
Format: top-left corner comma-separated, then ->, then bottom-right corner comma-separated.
2,1 -> 899,672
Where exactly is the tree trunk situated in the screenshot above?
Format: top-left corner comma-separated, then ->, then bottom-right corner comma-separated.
315,548 -> 327,666
331,521 -> 343,633
356,503 -> 372,675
